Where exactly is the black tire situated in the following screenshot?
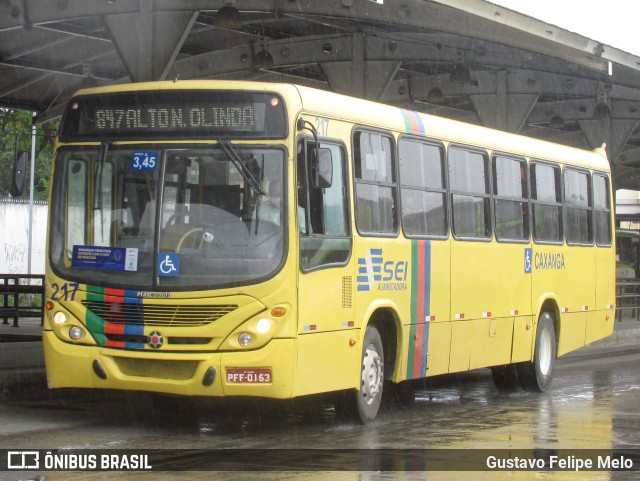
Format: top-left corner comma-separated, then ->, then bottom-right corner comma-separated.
491,364 -> 519,391
519,312 -> 556,392
335,325 -> 385,424
356,325 -> 384,423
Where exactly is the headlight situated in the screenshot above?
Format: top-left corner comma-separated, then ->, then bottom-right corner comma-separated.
256,318 -> 272,334
238,332 -> 253,347
53,311 -> 67,325
69,326 -> 83,340
219,304 -> 291,351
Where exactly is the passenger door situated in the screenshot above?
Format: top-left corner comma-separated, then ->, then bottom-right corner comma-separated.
294,138 -> 355,395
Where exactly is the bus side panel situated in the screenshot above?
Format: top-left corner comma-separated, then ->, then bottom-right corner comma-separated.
557,312 -> 587,355
450,241 -> 530,371
424,321 -> 451,376
451,241 -> 532,320
417,238 -> 451,378
469,317 -> 514,370
297,265 -> 355,335
586,245 -> 615,344
532,245 -> 594,356
449,318 -> 514,372
585,311 -> 614,346
511,315 -> 535,363
352,237 -> 413,380
293,330 -> 359,397
296,262 -> 359,396
562,246 -> 595,356
449,320 -> 471,372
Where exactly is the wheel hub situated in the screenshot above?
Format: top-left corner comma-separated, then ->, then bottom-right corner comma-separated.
539,329 -> 553,376
361,343 -> 383,406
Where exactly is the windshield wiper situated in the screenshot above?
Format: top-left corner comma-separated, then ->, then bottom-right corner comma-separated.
218,139 -> 265,195
93,140 -> 109,211
92,140 -> 110,244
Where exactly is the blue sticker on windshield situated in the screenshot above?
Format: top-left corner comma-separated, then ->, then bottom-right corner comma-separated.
158,253 -> 179,277
131,151 -> 158,171
72,246 -> 138,271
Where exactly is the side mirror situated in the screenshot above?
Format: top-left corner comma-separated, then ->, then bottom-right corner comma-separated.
11,151 -> 29,197
312,147 -> 333,189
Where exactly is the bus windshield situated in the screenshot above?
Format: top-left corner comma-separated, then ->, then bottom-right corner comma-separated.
49,144 -> 286,290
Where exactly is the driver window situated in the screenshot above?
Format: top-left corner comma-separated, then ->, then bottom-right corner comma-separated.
298,140 -> 351,271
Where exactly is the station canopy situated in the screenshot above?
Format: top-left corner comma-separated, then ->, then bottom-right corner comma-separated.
2,0 -> 640,189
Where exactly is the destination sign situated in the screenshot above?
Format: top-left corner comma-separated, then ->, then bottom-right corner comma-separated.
94,106 -> 256,131
60,90 -> 287,141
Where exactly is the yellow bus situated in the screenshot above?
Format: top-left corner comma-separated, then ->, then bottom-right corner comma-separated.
24,80 -> 615,423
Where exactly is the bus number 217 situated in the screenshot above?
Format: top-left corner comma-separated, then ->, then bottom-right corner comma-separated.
51,282 -> 79,302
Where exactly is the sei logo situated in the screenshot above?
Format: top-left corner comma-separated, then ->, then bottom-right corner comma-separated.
357,248 -> 408,292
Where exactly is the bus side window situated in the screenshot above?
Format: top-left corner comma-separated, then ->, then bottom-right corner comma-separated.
531,162 -> 563,244
449,146 -> 491,239
298,140 -> 351,271
593,173 -> 612,246
493,154 -> 529,242
353,130 -> 396,235
564,168 -> 593,245
398,138 -> 447,238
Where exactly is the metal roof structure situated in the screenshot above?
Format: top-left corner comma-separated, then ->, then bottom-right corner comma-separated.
2,0 -> 640,189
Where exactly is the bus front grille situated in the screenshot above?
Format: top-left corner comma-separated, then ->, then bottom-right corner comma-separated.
112,357 -> 199,381
82,301 -> 238,327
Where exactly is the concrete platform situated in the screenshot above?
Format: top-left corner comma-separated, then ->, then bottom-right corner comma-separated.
0,316 -> 42,342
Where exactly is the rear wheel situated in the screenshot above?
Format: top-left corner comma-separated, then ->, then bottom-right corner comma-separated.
519,312 -> 556,392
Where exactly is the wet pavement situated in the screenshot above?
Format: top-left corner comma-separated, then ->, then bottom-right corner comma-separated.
1,317 -> 640,480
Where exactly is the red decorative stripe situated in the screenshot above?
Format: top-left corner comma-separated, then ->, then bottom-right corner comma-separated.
412,244 -> 426,378
104,322 -> 125,335
104,288 -> 125,303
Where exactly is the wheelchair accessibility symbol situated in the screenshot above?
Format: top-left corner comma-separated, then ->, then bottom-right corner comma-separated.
524,247 -> 532,274
158,253 -> 179,276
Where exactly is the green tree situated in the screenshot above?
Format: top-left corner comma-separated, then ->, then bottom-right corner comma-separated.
0,109 -> 58,201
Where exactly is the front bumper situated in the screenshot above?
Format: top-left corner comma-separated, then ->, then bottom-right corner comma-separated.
43,330 -> 295,398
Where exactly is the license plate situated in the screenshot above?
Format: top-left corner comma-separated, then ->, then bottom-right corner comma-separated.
226,368 -> 272,383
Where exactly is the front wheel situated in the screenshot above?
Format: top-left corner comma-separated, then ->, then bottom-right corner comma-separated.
357,326 -> 385,422
519,312 -> 556,392
336,325 -> 384,424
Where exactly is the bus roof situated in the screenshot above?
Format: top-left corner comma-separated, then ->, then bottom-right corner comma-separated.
293,84 -> 610,173
71,79 -> 609,173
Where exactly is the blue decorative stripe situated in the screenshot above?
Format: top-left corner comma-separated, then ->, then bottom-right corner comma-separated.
123,324 -> 145,336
